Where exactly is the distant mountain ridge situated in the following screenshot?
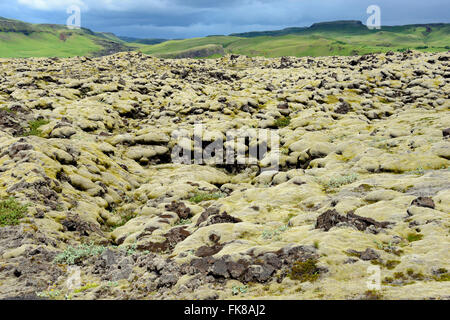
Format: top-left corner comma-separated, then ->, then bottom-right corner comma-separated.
118,36 -> 167,45
0,17 -> 449,58
229,20 -> 448,37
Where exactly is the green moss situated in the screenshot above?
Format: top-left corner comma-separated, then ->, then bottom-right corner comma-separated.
109,210 -> 138,231
189,192 -> 225,204
378,97 -> 393,104
385,260 -> 401,270
289,259 -> 321,282
0,106 -> 15,114
313,240 -> 320,249
394,272 -> 407,280
371,259 -> 400,270
433,272 -> 450,282
382,277 -> 394,284
74,283 -> 99,293
175,218 -> 192,226
283,213 -> 296,223
354,184 -> 374,192
0,198 -> 28,227
274,116 -> 291,128
407,233 -> 424,242
326,95 -> 339,104
22,119 -> 50,137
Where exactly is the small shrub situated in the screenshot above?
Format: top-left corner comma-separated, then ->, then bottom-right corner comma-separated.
394,272 -> 407,280
382,277 -> 394,284
385,260 -> 401,270
22,119 -> 50,137
261,225 -> 289,240
373,240 -> 404,256
320,173 -> 359,192
125,243 -> 137,256
36,288 -> 61,299
313,240 -> 320,249
433,268 -> 449,282
189,192 -> 225,204
176,218 -> 192,226
274,116 -> 291,128
0,198 -> 28,227
289,259 -> 321,282
371,259 -> 400,270
54,243 -> 106,265
413,167 -> 425,176
107,281 -> 119,287
407,233 -> 423,242
232,285 -> 248,296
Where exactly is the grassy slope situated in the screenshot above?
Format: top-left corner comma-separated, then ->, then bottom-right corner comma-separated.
0,32 -> 103,58
137,36 -> 240,55
0,17 -> 123,58
138,23 -> 450,58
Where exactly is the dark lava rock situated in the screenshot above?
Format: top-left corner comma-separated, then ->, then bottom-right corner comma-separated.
243,264 -> 275,282
211,259 -> 229,278
187,245 -> 319,284
226,260 -> 248,278
315,210 -> 348,231
165,201 -> 191,219
411,197 -> 435,209
196,206 -> 242,227
335,100 -> 352,114
360,248 -> 380,261
0,109 -> 24,136
207,212 -> 242,226
62,213 -> 101,236
195,244 -> 224,257
442,128 -> 450,138
137,227 -> 190,253
315,209 -> 391,232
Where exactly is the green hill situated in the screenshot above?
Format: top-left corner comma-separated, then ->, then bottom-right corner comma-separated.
143,21 -> 450,58
0,17 -> 449,59
0,17 -> 132,58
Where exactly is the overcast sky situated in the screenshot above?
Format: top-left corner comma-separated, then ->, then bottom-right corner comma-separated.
1,0 -> 449,39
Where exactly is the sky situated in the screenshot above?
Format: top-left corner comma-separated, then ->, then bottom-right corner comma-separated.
1,0 -> 449,39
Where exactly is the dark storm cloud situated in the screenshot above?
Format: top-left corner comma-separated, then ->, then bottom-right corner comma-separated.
4,0 -> 450,39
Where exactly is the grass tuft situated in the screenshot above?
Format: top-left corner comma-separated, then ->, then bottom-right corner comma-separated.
0,198 -> 28,227
289,259 -> 321,282
274,116 -> 291,128
189,192 -> 225,204
407,233 -> 423,242
22,119 -> 50,137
